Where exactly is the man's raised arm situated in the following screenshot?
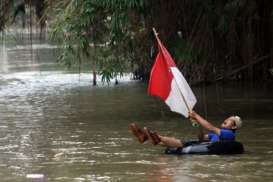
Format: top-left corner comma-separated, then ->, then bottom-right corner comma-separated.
189,111 -> 221,136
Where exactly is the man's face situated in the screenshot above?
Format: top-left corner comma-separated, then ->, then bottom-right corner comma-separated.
221,117 -> 236,130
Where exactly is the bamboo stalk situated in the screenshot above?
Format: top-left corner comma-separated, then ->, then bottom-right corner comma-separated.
152,28 -> 199,127
152,27 -> 191,112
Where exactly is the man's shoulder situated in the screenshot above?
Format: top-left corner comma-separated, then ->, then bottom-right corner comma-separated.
220,129 -> 235,133
219,129 -> 235,139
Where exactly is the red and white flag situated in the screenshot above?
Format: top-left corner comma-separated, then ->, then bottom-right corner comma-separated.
148,36 -> 196,118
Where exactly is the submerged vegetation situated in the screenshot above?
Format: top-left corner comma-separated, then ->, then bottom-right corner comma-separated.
1,0 -> 273,84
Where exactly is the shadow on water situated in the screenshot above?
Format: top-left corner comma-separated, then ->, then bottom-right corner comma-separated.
0,34 -> 273,181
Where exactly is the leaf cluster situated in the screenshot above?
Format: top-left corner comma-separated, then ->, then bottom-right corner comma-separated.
48,0 -> 147,83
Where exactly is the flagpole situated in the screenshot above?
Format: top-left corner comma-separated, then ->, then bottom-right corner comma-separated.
152,28 -> 191,113
152,28 -> 198,127
152,28 -> 159,39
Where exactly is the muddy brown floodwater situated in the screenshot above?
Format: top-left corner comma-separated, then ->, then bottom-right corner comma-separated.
0,35 -> 273,182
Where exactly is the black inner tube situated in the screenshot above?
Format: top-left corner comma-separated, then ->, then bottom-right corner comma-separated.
165,141 -> 244,155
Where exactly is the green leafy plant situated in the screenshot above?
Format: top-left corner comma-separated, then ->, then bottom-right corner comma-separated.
48,0 -> 147,84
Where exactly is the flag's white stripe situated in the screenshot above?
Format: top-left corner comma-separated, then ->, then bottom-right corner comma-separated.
171,67 -> 197,108
165,67 -> 197,117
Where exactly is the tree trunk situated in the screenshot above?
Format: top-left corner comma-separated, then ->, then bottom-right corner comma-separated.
93,69 -> 97,86
92,45 -> 97,86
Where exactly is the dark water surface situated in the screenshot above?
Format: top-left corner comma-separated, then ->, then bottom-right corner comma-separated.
1,36 -> 273,182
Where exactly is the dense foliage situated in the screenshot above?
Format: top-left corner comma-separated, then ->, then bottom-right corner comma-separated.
47,0 -> 150,84
1,0 -> 273,84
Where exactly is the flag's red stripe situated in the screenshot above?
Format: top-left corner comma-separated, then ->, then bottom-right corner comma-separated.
148,37 -> 179,101
148,52 -> 173,100
157,38 -> 176,67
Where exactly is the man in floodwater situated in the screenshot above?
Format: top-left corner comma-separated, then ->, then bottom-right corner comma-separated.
129,111 -> 242,151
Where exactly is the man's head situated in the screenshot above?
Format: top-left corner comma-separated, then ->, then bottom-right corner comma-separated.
221,116 -> 242,130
